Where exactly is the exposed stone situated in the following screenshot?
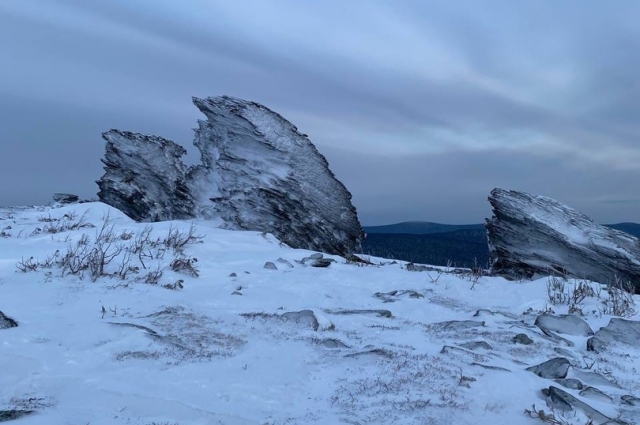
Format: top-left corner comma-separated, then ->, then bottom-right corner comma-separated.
97,96 -> 363,256
98,130 -> 194,222
281,310 -> 319,331
535,313 -> 594,337
579,386 -> 613,403
621,395 -> 640,406
526,357 -> 571,379
52,193 -> 79,204
317,338 -> 349,348
0,410 -> 34,422
406,263 -> 439,272
554,378 -> 584,390
486,188 -> 640,292
587,318 -> 640,353
512,333 -> 534,345
571,369 -> 622,389
373,290 -> 424,302
542,386 -> 610,423
344,348 -> 394,359
326,309 -> 393,318
437,320 -> 485,331
263,262 -> 278,270
459,341 -> 493,351
309,253 -> 323,260
0,310 -> 17,329
276,258 -> 294,268
309,258 -> 333,268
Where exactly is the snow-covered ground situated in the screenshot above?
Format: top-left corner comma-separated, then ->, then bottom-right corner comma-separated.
1,203 -> 639,425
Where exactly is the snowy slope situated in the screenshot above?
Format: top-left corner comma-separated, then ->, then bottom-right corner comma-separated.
1,203 -> 639,425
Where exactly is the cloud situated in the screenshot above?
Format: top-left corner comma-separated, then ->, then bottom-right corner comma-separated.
1,0 -> 639,224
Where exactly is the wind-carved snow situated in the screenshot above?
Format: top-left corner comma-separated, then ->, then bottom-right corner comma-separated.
1,202 -> 639,424
487,188 -> 640,293
97,96 -> 362,257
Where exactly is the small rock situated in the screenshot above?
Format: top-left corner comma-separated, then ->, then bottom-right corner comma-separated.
621,395 -> 640,406
317,338 -> 349,348
344,348 -> 394,359
326,309 -> 392,318
579,386 -> 613,403
309,253 -> 323,259
264,262 -> 278,270
572,369 -> 622,389
52,193 -> 79,204
276,258 -> 294,268
554,378 -> 584,390
438,320 -> 485,331
0,410 -> 34,422
526,357 -> 571,379
512,333 -> 533,345
0,310 -> 18,329
535,313 -> 594,337
310,258 -> 333,268
460,341 -> 493,351
229,272 -> 237,277
281,310 -> 319,331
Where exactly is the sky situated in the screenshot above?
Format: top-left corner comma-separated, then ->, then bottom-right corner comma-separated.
2,0 -> 640,225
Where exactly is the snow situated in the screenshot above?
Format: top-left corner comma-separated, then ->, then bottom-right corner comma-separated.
1,202 -> 639,424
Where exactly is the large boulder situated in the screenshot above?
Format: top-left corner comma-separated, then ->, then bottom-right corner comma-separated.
97,130 -> 194,222
486,188 -> 640,292
97,96 -> 362,256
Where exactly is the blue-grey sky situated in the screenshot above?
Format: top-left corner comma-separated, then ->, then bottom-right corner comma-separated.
2,0 -> 640,225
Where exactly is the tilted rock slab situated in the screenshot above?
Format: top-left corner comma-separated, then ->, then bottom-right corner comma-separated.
587,318 -> 640,353
486,188 -> 640,292
97,96 -> 362,256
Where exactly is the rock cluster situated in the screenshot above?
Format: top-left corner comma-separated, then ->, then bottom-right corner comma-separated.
97,96 -> 362,256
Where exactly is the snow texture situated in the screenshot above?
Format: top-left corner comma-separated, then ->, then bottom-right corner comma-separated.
1,202 -> 640,424
486,188 -> 640,293
97,96 -> 362,257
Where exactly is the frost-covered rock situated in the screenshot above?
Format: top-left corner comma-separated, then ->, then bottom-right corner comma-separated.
526,357 -> 570,379
188,96 -> 361,256
0,310 -> 17,329
535,313 -> 594,337
52,193 -> 79,204
587,318 -> 640,353
486,188 -> 640,292
97,130 -> 194,222
97,97 -> 362,256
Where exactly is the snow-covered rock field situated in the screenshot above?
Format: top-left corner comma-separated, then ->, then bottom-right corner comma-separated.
1,203 -> 639,424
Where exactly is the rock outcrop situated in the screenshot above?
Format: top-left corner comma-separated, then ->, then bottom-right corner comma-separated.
486,188 -> 640,292
97,96 -> 362,256
97,130 -> 193,222
587,318 -> 640,353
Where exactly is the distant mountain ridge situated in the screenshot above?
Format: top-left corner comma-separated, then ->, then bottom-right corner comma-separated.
361,221 -> 640,268
363,221 -> 484,235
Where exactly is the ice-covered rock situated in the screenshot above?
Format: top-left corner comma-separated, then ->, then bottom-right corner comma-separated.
587,318 -> 640,353
486,188 -> 640,292
535,313 -> 594,337
526,357 -> 570,379
97,130 -> 194,222
97,97 -> 362,256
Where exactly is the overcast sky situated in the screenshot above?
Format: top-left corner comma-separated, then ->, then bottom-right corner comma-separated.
2,0 -> 640,225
